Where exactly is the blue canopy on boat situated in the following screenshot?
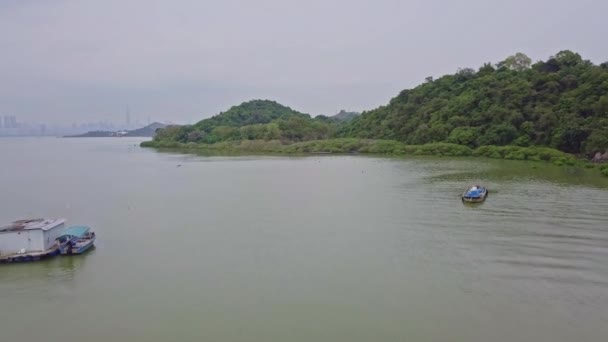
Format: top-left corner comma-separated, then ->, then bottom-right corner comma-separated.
467,190 -> 481,196
59,226 -> 90,238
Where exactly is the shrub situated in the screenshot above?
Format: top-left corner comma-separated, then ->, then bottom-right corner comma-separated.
403,143 -> 473,156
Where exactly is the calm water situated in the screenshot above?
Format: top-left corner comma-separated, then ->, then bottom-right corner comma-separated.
1,137 -> 608,342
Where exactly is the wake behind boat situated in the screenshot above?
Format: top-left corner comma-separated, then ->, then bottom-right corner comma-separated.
57,226 -> 96,255
462,185 -> 488,203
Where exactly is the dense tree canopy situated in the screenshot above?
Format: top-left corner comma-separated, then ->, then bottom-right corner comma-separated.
341,51 -> 608,155
152,99 -> 338,144
151,51 -> 608,157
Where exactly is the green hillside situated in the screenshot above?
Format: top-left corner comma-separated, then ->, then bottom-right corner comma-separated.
152,99 -> 337,144
341,51 -> 608,156
193,100 -> 308,130
145,50 -> 608,166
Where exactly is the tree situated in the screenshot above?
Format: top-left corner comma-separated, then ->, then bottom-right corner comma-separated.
153,125 -> 182,141
478,62 -> 495,76
455,68 -> 476,82
594,95 -> 608,115
554,50 -> 583,67
476,124 -> 518,146
447,127 -> 478,146
212,126 -> 240,141
265,123 -> 281,140
583,129 -> 608,155
186,131 -> 204,143
551,127 -> 589,153
499,52 -> 532,71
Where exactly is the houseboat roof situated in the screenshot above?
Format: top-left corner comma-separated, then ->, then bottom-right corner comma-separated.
0,218 -> 66,232
58,226 -> 90,238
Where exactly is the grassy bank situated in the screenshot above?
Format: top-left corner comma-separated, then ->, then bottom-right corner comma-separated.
141,138 -> 466,155
141,138 -> 606,176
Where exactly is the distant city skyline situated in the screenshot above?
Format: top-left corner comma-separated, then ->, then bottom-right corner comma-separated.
0,114 -> 167,137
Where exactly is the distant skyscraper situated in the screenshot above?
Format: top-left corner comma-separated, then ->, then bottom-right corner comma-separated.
3,115 -> 16,128
0,115 -> 18,132
126,106 -> 131,127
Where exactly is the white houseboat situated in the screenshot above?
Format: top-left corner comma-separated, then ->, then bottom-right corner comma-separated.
0,218 -> 67,263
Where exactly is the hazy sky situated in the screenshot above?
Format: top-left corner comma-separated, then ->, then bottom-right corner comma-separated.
1,0 -> 607,124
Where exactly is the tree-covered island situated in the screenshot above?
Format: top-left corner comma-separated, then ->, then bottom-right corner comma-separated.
142,51 -> 608,176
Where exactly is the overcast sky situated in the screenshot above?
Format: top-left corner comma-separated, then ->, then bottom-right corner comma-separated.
1,0 -> 607,125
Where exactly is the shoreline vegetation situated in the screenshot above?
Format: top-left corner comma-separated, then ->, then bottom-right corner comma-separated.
141,50 -> 608,177
141,138 -> 607,173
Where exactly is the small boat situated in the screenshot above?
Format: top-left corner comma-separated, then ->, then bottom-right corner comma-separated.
462,185 -> 488,203
57,226 -> 96,255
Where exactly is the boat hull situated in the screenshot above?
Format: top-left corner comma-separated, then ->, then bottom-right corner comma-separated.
60,236 -> 95,255
462,195 -> 487,203
0,245 -> 60,264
